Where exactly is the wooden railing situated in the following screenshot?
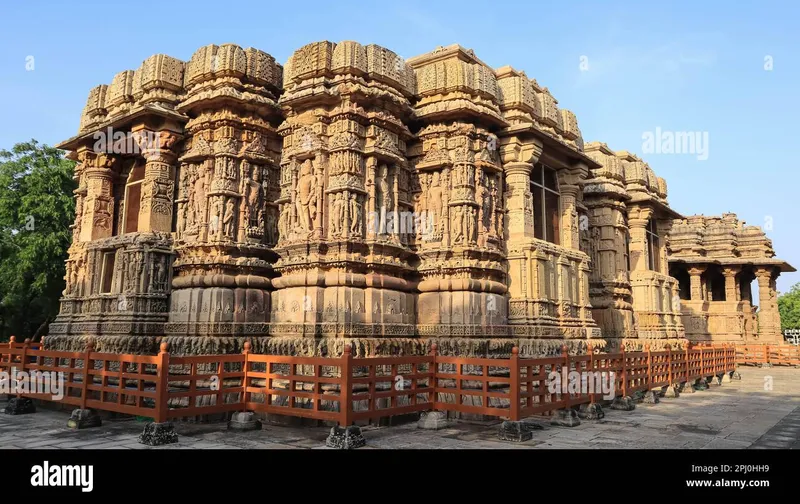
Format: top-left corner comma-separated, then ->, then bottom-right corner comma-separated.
734,344 -> 800,367
0,338 -> 739,426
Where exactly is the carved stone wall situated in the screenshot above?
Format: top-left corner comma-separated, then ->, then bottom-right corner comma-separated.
668,213 -> 793,343
48,40 -> 792,357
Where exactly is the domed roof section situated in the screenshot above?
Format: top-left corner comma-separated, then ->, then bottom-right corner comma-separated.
283,40 -> 413,96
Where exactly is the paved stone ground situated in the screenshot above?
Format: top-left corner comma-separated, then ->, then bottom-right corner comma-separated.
0,366 -> 797,449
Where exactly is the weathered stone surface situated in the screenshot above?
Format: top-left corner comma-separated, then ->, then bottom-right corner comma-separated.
732,371 -> 742,380
325,425 -> 365,449
663,385 -> 680,398
4,398 -> 35,415
138,421 -> 178,446
577,403 -> 604,420
610,396 -> 636,411
551,409 -> 581,427
643,390 -> 660,404
694,378 -> 709,391
67,409 -> 102,429
418,411 -> 448,430
497,420 -> 543,442
228,411 -> 261,431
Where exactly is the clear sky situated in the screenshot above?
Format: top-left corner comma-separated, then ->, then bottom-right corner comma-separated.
1,0 -> 798,292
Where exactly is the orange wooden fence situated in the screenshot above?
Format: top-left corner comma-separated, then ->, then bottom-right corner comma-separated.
734,344 -> 800,367
0,337 -> 738,426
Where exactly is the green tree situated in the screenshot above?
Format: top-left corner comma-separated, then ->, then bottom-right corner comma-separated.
0,140 -> 76,340
778,282 -> 800,332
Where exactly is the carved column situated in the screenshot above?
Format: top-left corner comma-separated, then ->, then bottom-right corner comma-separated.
136,130 -> 179,233
722,266 -> 740,302
627,206 -> 653,272
755,267 -> 781,342
78,149 -> 115,242
688,265 -> 706,301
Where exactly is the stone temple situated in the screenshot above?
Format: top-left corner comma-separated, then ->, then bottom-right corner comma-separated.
48,41 -> 794,357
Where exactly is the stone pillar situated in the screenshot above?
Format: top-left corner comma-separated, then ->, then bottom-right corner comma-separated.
136,130 -> 179,234
78,149 -> 115,242
626,206 -> 652,271
688,265 -> 706,301
559,184 -> 580,250
755,267 -> 781,343
722,266 -> 740,302
504,161 -> 535,244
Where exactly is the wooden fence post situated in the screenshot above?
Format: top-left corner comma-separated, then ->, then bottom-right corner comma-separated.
155,342 -> 169,424
621,346 -> 627,398
340,345 -> 353,427
685,343 -> 691,384
588,343 -> 595,405
665,344 -> 672,386
17,338 -> 29,399
645,344 -> 652,388
80,341 -> 94,410
561,345 -> 571,410
241,341 -> 250,412
764,344 -> 769,366
510,347 -> 520,421
430,343 -> 438,411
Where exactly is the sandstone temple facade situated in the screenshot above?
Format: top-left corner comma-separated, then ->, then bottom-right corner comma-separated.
48,41 -> 793,356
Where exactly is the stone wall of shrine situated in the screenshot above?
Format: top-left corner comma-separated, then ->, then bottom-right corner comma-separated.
46,41 -> 791,356
668,213 -> 794,344
583,143 -> 685,349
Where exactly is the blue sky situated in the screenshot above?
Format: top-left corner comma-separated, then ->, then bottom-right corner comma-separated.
1,0 -> 798,292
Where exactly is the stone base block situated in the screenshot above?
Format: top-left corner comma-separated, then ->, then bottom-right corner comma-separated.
631,390 -> 646,403
577,403 -> 604,420
228,411 -> 261,431
721,372 -> 732,383
693,378 -> 709,391
138,422 -> 178,446
643,390 -> 660,404
731,371 -> 742,380
67,409 -> 101,429
663,385 -> 680,398
610,396 -> 636,411
417,411 -> 448,430
551,409 -> 581,427
325,426 -> 366,449
497,420 -> 543,442
4,398 -> 35,415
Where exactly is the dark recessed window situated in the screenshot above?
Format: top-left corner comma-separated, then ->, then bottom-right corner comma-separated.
646,219 -> 660,272
531,163 -> 560,245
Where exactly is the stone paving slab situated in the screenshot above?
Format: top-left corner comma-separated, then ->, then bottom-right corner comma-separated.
0,367 -> 797,449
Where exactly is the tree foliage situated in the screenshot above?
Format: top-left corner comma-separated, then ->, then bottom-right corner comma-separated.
0,140 -> 76,340
778,282 -> 800,332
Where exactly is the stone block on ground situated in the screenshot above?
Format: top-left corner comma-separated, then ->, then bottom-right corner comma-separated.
67,408 -> 102,429
551,409 -> 581,427
4,398 -> 35,415
721,372 -> 732,383
643,390 -> 660,404
731,371 -> 742,380
497,420 -> 543,442
610,396 -> 636,411
631,390 -> 646,403
577,403 -> 604,420
228,411 -> 261,431
138,421 -> 178,446
680,381 -> 695,394
325,425 -> 365,449
663,385 -> 680,398
417,411 -> 448,430
693,378 -> 709,391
